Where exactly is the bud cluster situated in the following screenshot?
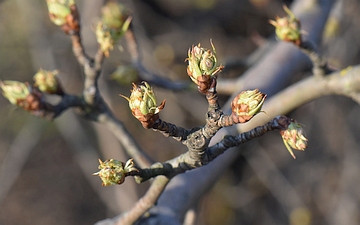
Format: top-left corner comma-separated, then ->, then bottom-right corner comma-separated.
186,41 -> 224,93
96,1 -> 132,57
0,81 -> 44,111
121,82 -> 166,128
1,69 -> 63,113
231,89 -> 266,123
46,0 -> 80,34
93,159 -> 138,186
269,5 -> 302,45
280,119 -> 308,159
33,69 -> 63,95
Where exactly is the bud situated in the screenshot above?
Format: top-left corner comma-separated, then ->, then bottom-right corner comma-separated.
0,80 -> 30,105
101,1 -> 129,29
46,0 -> 73,26
120,82 -> 166,128
46,0 -> 79,34
186,40 -> 224,92
231,89 -> 266,123
269,5 -> 302,45
33,69 -> 63,95
122,82 -> 165,116
0,80 -> 45,111
93,159 -> 138,186
96,2 -> 132,57
280,120 -> 308,159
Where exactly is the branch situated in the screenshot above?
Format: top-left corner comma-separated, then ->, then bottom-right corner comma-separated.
131,1 -> 336,224
124,25 -> 190,91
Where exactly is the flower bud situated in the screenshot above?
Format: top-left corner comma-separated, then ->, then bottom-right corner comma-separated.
33,69 -> 63,95
231,89 -> 266,123
46,0 -> 80,34
120,82 -> 166,128
269,5 -> 302,45
124,82 -> 165,116
93,159 -> 138,186
96,2 -> 131,57
0,80 -> 30,105
280,120 -> 308,159
0,80 -> 45,111
186,40 -> 224,92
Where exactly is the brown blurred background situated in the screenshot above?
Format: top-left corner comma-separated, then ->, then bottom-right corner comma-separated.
1,0 -> 360,224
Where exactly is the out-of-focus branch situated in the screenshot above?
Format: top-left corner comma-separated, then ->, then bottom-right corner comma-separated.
124,26 -> 190,91
0,118 -> 46,206
70,33 -> 91,66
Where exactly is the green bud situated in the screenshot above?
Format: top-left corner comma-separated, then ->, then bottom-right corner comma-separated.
0,80 -> 30,105
33,69 -> 61,94
231,89 -> 266,123
46,0 -> 75,26
93,159 -> 137,186
123,82 -> 165,116
269,5 -> 302,45
96,2 -> 131,57
280,121 -> 308,159
186,40 -> 223,86
0,80 -> 45,111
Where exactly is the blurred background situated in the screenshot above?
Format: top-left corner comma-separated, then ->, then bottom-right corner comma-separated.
1,0 -> 360,224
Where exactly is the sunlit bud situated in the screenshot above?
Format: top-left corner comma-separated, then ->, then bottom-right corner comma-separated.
269,5 -> 302,45
96,2 -> 131,57
93,159 -> 138,186
33,69 -> 63,95
0,80 -> 45,111
0,81 -> 30,105
120,82 -> 166,128
46,0 -> 73,26
122,82 -> 165,116
280,120 -> 308,159
186,40 -> 224,92
46,0 -> 80,34
231,89 -> 266,123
